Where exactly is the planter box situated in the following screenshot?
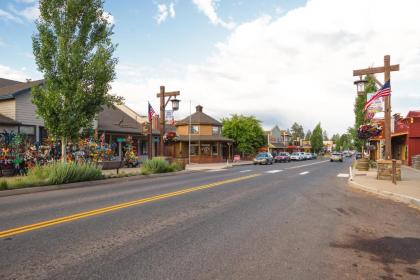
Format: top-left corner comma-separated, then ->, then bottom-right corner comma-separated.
1,169 -> 14,177
377,160 -> 401,181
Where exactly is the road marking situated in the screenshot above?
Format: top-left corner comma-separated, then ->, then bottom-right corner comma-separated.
337,173 -> 349,178
240,170 -> 252,173
265,170 -> 283,174
206,169 -> 227,172
299,171 -> 309,175
0,174 -> 260,238
285,160 -> 329,170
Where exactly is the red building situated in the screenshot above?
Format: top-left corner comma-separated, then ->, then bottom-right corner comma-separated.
369,110 -> 420,166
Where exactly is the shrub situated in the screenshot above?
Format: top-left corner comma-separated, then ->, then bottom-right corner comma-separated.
47,162 -> 103,184
141,157 -> 180,175
0,162 -> 103,190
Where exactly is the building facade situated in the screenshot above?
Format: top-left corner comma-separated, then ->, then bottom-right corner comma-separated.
369,111 -> 420,166
168,105 -> 233,163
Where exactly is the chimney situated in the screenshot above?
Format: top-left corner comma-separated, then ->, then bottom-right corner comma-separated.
196,105 -> 203,112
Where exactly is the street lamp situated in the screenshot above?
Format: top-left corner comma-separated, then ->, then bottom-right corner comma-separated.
354,76 -> 368,96
171,98 -> 180,111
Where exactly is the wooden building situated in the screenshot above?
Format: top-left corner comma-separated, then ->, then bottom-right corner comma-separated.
168,105 -> 233,163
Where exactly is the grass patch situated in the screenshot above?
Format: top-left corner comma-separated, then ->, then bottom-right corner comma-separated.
0,162 -> 103,190
141,157 -> 183,175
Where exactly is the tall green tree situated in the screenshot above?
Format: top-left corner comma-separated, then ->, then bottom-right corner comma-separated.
305,129 -> 312,141
323,130 -> 329,141
222,115 -> 266,155
310,123 -> 324,153
290,122 -> 304,141
353,75 -> 376,151
32,0 -> 122,161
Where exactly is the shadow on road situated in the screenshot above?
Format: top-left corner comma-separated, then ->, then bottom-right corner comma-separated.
330,236 -> 420,279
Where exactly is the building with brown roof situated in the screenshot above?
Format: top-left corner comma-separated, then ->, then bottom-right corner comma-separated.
168,105 -> 233,163
0,77 -> 159,159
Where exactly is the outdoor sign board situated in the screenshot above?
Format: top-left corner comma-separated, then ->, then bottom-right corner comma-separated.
116,137 -> 125,143
367,92 -> 384,113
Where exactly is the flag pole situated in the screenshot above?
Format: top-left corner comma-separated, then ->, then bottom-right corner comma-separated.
188,100 -> 192,165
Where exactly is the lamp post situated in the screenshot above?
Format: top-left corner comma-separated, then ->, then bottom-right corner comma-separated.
353,55 -> 400,160
156,86 -> 180,157
354,75 -> 368,96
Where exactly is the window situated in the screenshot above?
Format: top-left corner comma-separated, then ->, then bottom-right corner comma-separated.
212,144 -> 218,155
190,144 -> 199,155
212,126 -> 220,136
190,125 -> 199,134
19,125 -> 35,135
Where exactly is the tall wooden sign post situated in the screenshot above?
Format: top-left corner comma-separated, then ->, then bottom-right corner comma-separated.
353,55 -> 399,160
156,86 -> 180,157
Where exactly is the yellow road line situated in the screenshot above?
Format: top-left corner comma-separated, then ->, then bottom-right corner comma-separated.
0,173 -> 260,238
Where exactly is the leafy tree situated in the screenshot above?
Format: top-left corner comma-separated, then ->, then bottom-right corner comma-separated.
290,122 -> 304,141
323,130 -> 329,141
353,75 -> 376,151
32,0 -> 122,161
310,123 -> 323,153
222,115 -> 266,155
305,129 -> 312,141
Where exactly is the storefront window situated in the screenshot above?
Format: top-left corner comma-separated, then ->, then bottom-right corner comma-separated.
190,144 -> 199,155
201,144 -> 211,156
212,144 -> 218,155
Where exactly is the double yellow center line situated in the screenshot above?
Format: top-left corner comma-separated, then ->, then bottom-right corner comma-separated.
0,173 -> 260,238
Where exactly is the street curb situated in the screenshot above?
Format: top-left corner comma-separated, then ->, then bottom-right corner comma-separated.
347,179 -> 420,210
0,170 -> 198,198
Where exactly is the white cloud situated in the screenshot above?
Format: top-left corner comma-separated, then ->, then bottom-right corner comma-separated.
112,0 -> 420,134
192,0 -> 235,29
8,2 -> 39,22
0,8 -> 22,23
0,64 -> 29,82
155,2 -> 176,24
103,11 -> 115,25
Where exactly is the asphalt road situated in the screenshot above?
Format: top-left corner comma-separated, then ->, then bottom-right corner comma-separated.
0,158 -> 419,280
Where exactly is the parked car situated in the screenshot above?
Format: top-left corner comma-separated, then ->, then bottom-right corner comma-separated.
290,152 -> 303,161
253,152 -> 274,165
304,153 -> 313,160
311,153 -> 317,159
355,152 -> 362,159
274,152 -> 290,163
330,152 -> 343,162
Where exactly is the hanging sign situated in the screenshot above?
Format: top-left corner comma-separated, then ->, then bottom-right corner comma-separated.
366,92 -> 384,113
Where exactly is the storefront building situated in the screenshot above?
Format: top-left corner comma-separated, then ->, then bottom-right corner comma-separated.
369,111 -> 420,166
168,105 -> 233,163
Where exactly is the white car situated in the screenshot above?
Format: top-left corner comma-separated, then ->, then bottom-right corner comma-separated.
290,152 -> 303,160
304,153 -> 312,160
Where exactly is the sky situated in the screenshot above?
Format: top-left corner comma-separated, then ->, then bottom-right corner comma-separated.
0,0 -> 420,135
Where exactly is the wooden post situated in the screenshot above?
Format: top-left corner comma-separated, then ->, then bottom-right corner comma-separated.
159,86 -> 165,157
353,55 -> 399,162
384,55 -> 391,160
392,159 -> 397,184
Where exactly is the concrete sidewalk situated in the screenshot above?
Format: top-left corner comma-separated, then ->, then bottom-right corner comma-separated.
186,161 -> 253,171
349,165 -> 420,209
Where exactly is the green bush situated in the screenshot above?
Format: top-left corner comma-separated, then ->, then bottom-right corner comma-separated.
47,162 -> 103,184
141,157 -> 181,175
1,162 -> 103,190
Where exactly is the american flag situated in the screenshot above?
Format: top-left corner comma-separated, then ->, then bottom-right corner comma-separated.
148,102 -> 156,122
364,81 -> 391,111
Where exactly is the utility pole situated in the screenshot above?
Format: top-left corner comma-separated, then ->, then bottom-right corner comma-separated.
156,86 -> 180,157
353,55 -> 399,160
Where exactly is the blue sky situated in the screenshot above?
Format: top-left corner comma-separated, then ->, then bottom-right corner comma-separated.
0,0 -> 306,80
1,0 -> 419,134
